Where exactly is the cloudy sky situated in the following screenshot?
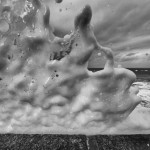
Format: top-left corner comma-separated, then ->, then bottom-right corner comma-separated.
48,0 -> 150,68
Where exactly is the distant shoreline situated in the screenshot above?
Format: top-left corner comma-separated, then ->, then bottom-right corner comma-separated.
88,68 -> 150,80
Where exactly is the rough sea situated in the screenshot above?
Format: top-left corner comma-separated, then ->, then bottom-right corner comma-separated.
89,68 -> 150,108
129,68 -> 150,108
133,79 -> 150,108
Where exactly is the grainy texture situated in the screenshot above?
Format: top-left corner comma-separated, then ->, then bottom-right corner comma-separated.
92,135 -> 150,150
87,136 -> 99,150
0,134 -> 150,150
0,134 -> 88,150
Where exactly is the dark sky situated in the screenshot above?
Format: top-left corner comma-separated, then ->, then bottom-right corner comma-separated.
49,0 -> 150,68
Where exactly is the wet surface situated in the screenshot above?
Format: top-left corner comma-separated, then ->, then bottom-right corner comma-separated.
0,134 -> 150,150
90,135 -> 150,150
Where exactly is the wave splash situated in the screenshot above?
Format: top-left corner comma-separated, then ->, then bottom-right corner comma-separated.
0,0 -> 142,133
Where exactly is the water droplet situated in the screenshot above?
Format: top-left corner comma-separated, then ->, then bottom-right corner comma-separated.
98,53 -> 102,56
0,19 -> 9,33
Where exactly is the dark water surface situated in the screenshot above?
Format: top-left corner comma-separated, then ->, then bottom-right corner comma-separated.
88,68 -> 150,80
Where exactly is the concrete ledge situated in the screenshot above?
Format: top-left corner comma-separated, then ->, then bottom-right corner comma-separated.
88,135 -> 150,150
0,134 -> 87,150
0,134 -> 150,150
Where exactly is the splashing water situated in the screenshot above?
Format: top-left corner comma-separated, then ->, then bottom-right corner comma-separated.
0,0 -> 148,134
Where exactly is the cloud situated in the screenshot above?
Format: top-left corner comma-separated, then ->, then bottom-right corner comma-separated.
114,51 -> 150,68
95,0 -> 150,45
48,0 -> 150,68
111,35 -> 150,51
49,0 -> 150,43
118,52 -> 149,62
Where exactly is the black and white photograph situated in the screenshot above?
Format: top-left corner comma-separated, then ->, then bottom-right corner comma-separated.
0,0 -> 150,149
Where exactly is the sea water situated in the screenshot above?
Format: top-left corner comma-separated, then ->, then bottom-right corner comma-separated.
0,0 -> 149,135
134,79 -> 150,106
